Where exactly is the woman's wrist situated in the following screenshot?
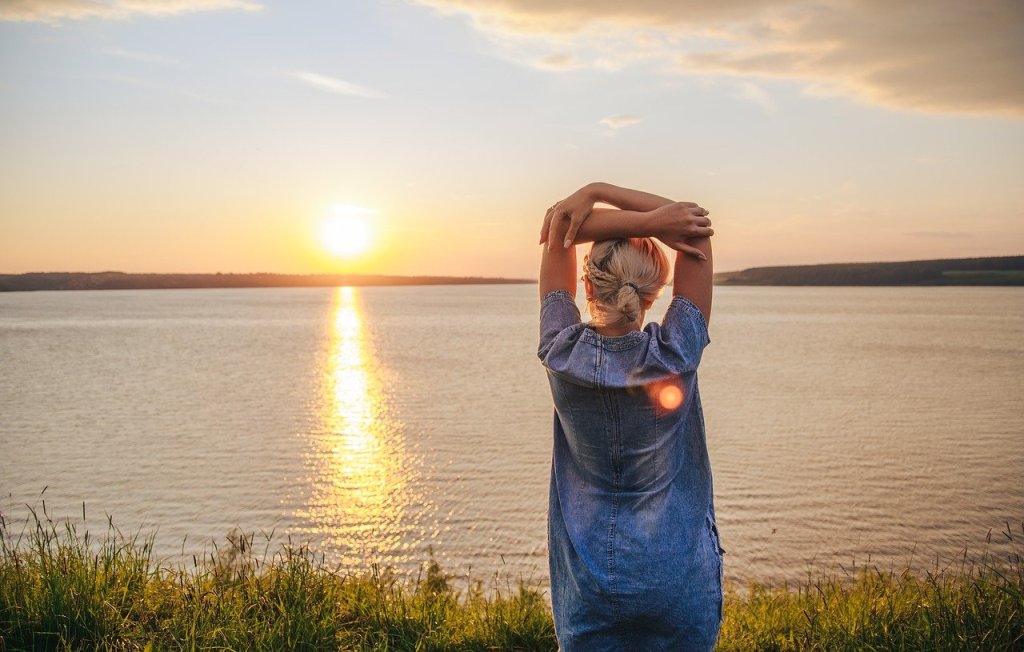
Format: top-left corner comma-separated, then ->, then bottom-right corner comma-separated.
584,181 -> 611,204
637,209 -> 663,239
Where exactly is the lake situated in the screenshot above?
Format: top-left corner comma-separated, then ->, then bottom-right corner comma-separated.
1,285 -> 1021,591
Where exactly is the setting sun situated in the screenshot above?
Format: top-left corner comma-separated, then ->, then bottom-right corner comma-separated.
321,205 -> 375,258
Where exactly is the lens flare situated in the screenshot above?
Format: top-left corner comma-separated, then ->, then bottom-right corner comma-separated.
646,377 -> 685,414
657,384 -> 684,411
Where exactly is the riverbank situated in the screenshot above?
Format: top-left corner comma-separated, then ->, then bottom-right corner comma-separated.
1,512 -> 1021,650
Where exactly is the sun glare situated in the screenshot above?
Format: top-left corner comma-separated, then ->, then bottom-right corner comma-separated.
321,205 -> 375,258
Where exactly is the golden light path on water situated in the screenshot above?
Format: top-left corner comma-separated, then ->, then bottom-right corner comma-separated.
301,286 -> 414,566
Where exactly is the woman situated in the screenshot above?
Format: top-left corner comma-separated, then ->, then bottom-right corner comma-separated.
537,182 -> 723,651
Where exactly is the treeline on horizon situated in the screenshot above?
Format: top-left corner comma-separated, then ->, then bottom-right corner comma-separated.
715,255 -> 1024,286
0,271 -> 534,292
2,255 -> 1023,292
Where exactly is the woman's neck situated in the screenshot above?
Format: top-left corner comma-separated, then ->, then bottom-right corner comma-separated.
593,314 -> 644,337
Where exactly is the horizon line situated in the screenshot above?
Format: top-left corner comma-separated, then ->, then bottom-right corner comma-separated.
2,253 -> 1022,279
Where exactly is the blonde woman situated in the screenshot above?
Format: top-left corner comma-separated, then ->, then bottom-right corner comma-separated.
537,182 -> 722,651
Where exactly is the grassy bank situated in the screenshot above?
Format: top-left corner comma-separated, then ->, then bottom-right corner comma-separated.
1,509 -> 1021,651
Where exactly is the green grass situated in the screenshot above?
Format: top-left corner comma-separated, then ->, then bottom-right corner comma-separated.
1,507 -> 1021,651
717,530 -> 1024,651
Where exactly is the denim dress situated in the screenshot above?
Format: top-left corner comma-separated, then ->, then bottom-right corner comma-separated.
538,289 -> 724,651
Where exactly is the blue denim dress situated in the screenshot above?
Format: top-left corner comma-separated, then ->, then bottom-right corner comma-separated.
538,290 -> 724,651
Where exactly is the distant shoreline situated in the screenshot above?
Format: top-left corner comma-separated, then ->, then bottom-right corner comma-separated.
3,255 -> 1023,291
714,254 -> 1024,286
0,272 -> 534,292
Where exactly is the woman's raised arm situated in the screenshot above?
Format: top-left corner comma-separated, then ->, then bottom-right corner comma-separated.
538,221 -> 578,300
567,204 -> 713,260
672,237 -> 713,325
541,182 -> 707,249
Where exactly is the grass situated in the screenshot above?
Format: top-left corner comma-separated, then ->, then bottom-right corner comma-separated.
1,506 -> 1021,651
716,525 -> 1024,651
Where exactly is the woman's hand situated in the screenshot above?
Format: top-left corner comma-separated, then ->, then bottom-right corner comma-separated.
650,202 -> 714,260
539,183 -> 600,251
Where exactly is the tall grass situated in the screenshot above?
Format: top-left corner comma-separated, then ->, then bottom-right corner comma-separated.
1,505 -> 1020,650
717,522 -> 1024,651
0,503 -> 554,651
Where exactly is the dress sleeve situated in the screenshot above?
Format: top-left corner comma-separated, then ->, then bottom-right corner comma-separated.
538,289 -> 581,360
655,295 -> 711,373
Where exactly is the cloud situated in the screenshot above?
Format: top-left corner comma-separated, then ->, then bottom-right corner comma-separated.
101,47 -> 180,65
538,52 -> 574,70
415,0 -> 766,34
288,71 -> 386,99
92,73 -> 230,103
415,0 -> 1024,116
600,114 -> 642,130
0,0 -> 262,23
904,231 -> 970,239
732,81 -> 776,113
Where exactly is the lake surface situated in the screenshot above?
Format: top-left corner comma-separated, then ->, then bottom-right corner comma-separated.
1,285 -> 1021,591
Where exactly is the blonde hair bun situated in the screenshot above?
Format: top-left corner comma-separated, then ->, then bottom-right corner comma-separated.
584,238 -> 670,329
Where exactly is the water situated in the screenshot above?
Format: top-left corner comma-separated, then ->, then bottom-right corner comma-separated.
1,285 -> 1021,590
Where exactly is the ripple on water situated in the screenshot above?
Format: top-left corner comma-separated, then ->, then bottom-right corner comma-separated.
0,285 -> 1021,589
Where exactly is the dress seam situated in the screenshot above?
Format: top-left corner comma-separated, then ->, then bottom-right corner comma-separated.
602,387 -> 623,623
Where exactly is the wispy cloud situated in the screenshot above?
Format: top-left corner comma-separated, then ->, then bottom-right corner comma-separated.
101,47 -> 180,66
537,52 -> 574,70
732,81 -> 776,113
0,0 -> 262,23
92,73 -> 231,104
904,231 -> 970,239
288,71 -> 386,99
600,114 -> 642,130
415,0 -> 1024,117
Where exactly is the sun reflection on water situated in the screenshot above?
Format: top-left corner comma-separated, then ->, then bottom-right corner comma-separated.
302,286 -> 413,565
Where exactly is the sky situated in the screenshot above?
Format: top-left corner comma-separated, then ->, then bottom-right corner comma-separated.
0,0 -> 1022,277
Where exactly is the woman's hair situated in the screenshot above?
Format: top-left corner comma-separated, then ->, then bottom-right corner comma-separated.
583,238 -> 670,328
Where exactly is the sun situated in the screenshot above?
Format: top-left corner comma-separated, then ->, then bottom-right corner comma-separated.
321,205 -> 375,258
